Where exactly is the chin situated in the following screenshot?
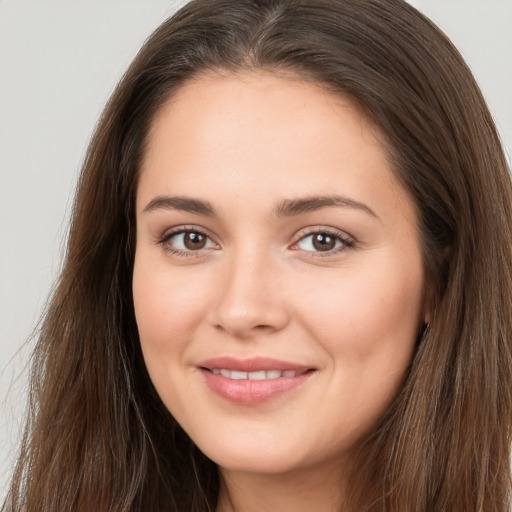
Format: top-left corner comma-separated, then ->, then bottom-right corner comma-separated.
192,427 -> 348,477
192,431 -> 299,474
210,449 -> 306,475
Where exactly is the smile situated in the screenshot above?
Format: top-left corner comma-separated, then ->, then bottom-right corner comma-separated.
198,357 -> 316,404
208,369 -> 307,380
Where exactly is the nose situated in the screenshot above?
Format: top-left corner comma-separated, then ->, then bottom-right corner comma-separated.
210,248 -> 290,338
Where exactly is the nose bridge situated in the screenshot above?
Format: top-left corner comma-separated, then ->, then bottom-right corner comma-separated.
212,242 -> 289,337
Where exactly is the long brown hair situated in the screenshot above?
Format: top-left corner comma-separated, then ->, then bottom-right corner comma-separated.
4,0 -> 512,510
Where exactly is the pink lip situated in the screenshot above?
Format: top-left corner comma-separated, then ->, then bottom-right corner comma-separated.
198,357 -> 316,405
199,356 -> 312,373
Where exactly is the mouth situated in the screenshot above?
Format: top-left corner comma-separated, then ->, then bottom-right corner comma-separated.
205,368 -> 310,380
198,357 -> 316,404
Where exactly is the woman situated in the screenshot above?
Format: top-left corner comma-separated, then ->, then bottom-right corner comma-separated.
3,0 -> 512,510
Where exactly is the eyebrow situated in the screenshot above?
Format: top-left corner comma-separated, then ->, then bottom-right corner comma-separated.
142,194 -> 377,219
143,195 -> 217,216
274,195 -> 378,219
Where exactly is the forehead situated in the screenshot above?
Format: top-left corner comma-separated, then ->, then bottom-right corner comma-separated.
137,71 -> 410,223
147,70 -> 377,151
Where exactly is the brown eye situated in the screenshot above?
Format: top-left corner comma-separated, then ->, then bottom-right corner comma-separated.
161,229 -> 216,254
184,231 -> 207,250
295,230 -> 352,255
312,233 -> 336,251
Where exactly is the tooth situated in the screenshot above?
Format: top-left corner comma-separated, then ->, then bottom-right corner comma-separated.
230,371 -> 248,380
248,371 -> 266,380
213,369 -> 298,380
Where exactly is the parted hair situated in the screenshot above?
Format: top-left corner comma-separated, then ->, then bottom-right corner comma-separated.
4,0 -> 512,511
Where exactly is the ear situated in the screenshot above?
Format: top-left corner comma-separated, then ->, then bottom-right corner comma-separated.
422,280 -> 434,324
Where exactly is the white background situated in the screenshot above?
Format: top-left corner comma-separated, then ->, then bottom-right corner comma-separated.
1,0 -> 511,499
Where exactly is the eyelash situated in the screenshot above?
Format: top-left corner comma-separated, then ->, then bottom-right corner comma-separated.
157,227 -> 355,258
291,228 -> 355,257
157,226 -> 217,257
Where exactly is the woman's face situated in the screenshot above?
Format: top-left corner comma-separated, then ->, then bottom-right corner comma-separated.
133,72 -> 430,476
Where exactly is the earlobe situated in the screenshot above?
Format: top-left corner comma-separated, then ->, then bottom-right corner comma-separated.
423,284 -> 434,325
423,306 -> 432,325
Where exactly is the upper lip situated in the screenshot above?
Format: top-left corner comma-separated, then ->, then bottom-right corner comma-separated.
198,356 -> 314,373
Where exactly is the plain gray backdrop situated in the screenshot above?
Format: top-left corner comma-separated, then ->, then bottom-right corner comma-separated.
1,0 -> 511,499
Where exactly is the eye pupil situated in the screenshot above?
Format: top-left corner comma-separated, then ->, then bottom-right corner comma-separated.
313,233 -> 336,251
184,232 -> 206,250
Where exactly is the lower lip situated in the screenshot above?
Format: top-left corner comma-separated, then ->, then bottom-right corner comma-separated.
200,369 -> 314,405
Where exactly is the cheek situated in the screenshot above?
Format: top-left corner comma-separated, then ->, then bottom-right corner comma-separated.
132,255 -> 216,418
298,253 -> 425,374
298,261 -> 424,439
132,256 -> 208,360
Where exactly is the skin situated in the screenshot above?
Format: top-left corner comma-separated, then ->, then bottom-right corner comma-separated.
133,71 -> 431,511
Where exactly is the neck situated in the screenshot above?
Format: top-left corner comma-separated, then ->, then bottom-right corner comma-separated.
216,460 -> 351,512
